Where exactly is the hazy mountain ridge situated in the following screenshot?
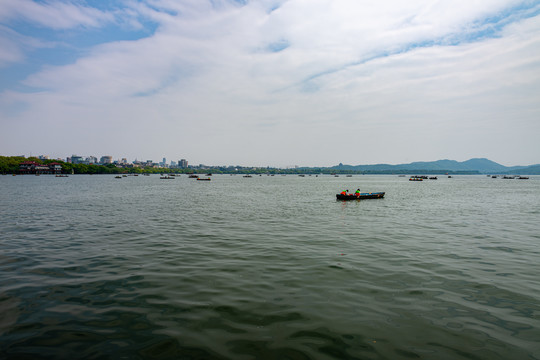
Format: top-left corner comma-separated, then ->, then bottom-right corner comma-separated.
330,158 -> 540,174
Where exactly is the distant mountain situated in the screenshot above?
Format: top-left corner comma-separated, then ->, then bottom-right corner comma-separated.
329,158 -> 539,174
505,164 -> 540,175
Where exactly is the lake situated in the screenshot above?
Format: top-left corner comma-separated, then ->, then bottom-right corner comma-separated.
1,174 -> 539,359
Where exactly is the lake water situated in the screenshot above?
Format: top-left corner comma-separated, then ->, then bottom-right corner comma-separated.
1,174 -> 539,359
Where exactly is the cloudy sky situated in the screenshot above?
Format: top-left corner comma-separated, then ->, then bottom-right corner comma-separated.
1,0 -> 539,167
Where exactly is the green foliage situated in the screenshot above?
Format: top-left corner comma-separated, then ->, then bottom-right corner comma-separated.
0,156 -> 26,174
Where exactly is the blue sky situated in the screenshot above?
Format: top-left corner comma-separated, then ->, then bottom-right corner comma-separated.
1,0 -> 539,166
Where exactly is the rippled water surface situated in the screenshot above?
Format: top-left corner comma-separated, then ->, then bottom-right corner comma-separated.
1,174 -> 539,359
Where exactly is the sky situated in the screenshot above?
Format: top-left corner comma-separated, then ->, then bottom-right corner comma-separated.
1,0 -> 539,167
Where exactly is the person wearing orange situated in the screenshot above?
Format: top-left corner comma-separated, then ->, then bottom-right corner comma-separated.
340,190 -> 349,195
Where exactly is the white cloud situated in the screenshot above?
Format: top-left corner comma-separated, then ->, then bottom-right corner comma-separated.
0,24 -> 56,67
0,0 -> 114,29
1,0 -> 539,166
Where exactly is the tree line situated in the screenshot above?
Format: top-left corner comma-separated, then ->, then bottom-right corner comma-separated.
0,156 -> 483,175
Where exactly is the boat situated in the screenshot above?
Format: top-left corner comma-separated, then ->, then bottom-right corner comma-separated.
115,176 -> 122,179
188,174 -> 198,178
243,175 -> 252,178
197,177 -> 211,181
409,177 -> 423,181
160,176 -> 175,179
336,192 -> 385,200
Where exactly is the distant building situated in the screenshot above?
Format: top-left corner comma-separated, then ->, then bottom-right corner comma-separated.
49,163 -> 62,174
38,155 -> 49,160
179,159 -> 188,168
19,161 -> 62,174
86,156 -> 98,164
71,155 -> 84,164
100,156 -> 113,164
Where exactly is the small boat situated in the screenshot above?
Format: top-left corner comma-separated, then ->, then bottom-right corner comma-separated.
243,175 -> 252,178
160,176 -> 175,179
409,178 -> 423,181
429,176 -> 438,180
518,176 -> 529,179
188,174 -> 198,178
115,176 -> 122,179
336,192 -> 385,200
197,177 -> 211,181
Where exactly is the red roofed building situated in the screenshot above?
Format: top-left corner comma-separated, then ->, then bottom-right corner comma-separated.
19,161 -> 63,174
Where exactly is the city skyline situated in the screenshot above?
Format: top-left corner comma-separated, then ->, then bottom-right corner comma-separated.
7,153 -> 539,169
1,1 -> 540,167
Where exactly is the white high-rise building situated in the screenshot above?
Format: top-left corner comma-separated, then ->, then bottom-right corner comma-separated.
100,156 -> 113,164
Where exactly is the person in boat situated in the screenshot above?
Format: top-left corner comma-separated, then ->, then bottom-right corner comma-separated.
340,190 -> 349,195
355,189 -> 361,197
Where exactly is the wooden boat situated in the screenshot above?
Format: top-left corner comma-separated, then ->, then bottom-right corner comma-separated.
197,177 -> 211,181
336,192 -> 385,200
160,176 -> 175,179
409,178 -> 423,181
188,174 -> 198,178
